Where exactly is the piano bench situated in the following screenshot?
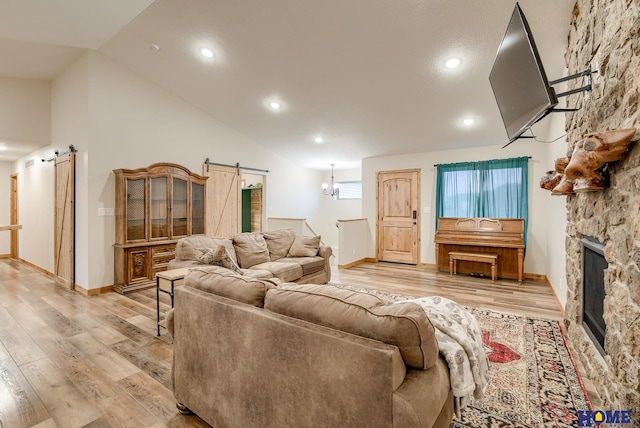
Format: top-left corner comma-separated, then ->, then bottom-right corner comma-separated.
449,252 -> 498,282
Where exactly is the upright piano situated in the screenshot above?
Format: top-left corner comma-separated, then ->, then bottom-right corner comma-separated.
434,218 -> 525,283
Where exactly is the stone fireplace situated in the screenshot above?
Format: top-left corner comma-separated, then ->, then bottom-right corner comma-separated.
563,0 -> 640,422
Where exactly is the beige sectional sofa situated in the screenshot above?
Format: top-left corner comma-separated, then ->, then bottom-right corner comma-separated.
167,229 -> 331,284
168,268 -> 454,428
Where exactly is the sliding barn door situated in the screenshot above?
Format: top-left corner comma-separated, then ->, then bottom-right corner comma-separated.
54,152 -> 75,288
202,164 -> 241,236
377,169 -> 420,264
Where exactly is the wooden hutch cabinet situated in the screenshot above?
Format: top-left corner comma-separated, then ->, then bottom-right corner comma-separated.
113,163 -> 207,294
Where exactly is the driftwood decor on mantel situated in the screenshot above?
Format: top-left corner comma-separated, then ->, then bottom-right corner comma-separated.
540,128 -> 636,194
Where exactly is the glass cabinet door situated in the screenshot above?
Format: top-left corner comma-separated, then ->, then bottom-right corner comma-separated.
191,181 -> 205,235
125,178 -> 146,241
150,176 -> 168,239
172,177 -> 188,237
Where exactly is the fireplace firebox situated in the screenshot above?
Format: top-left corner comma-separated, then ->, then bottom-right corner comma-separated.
581,237 -> 607,356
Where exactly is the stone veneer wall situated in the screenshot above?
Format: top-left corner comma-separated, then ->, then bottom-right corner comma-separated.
564,0 -> 640,420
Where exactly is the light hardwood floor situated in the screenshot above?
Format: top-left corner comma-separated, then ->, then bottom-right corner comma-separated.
0,259 -> 600,427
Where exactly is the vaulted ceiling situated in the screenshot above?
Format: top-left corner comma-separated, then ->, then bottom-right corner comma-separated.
0,0 -> 575,169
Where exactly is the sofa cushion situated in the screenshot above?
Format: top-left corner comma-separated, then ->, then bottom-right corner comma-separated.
277,256 -> 325,276
176,236 -> 238,264
263,229 -> 297,261
250,261 -> 303,283
240,268 -> 274,280
288,235 -> 321,257
264,284 -> 439,369
186,266 -> 278,308
233,232 -> 271,268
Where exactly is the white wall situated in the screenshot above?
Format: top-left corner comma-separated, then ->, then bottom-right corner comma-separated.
0,77 -> 51,261
0,162 -> 10,255
315,166 -> 363,253
362,142 -> 552,275
338,219 -> 369,266
8,55 -> 89,278
3,75 -> 55,271
51,53 -> 90,285
544,112 -> 570,307
0,77 -> 51,158
12,150 -> 55,270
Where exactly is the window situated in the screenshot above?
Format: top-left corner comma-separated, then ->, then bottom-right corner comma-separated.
435,156 -> 528,244
337,181 -> 362,200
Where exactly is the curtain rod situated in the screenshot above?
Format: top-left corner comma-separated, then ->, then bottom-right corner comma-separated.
433,156 -> 532,167
204,158 -> 270,174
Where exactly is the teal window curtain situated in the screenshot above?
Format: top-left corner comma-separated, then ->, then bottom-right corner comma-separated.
435,156 -> 528,246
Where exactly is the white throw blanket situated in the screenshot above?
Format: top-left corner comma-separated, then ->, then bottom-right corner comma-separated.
396,296 -> 490,418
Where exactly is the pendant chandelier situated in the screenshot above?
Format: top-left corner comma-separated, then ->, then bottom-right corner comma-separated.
322,164 -> 340,199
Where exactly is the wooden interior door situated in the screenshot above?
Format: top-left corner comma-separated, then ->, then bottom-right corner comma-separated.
55,152 -> 75,288
377,169 -> 420,264
202,164 -> 241,236
10,173 -> 18,258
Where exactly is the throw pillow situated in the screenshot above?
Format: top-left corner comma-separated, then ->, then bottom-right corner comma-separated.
196,247 -> 221,264
288,235 -> 321,257
232,232 -> 271,268
217,247 -> 243,275
178,236 -> 237,263
263,229 -> 297,261
196,246 -> 243,275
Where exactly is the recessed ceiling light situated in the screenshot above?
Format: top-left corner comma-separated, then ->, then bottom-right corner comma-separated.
269,101 -> 282,109
314,137 -> 324,143
445,58 -> 462,69
462,118 -> 476,126
150,44 -> 160,52
200,47 -> 215,58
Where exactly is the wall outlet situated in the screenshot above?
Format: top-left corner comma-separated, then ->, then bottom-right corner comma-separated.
98,207 -> 115,216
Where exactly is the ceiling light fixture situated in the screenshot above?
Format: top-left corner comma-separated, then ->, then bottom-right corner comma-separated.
462,118 -> 476,126
0,146 -> 7,151
200,47 -> 215,58
321,164 -> 340,200
150,44 -> 160,52
445,58 -> 462,69
314,137 -> 324,143
269,101 -> 282,109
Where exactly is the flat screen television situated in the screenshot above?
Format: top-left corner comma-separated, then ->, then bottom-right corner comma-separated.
489,2 -> 558,146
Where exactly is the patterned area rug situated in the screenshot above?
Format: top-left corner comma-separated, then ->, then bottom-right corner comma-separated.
328,283 -> 592,428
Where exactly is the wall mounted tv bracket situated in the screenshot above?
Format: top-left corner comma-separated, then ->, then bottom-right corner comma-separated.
548,66 -> 595,113
520,66 -> 598,141
516,66 -> 595,142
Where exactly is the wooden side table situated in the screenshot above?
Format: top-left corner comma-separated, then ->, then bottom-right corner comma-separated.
156,267 -> 189,336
